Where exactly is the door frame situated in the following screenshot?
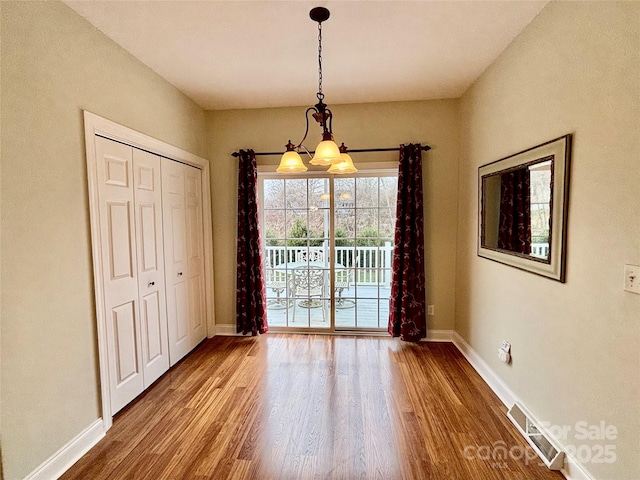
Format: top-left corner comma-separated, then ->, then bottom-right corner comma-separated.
258,168 -> 398,333
83,111 -> 215,430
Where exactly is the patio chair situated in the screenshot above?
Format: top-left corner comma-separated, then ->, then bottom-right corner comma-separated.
290,266 -> 327,322
264,258 -> 288,309
296,248 -> 324,264
334,268 -> 355,309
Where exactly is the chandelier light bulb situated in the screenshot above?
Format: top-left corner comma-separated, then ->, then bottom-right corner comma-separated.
277,141 -> 307,173
328,143 -> 358,174
328,153 -> 357,174
310,139 -> 341,165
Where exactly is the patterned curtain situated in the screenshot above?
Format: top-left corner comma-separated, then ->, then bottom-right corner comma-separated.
236,149 -> 268,336
388,144 -> 426,342
498,168 -> 532,254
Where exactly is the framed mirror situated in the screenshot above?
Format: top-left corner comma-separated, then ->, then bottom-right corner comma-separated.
478,135 -> 571,282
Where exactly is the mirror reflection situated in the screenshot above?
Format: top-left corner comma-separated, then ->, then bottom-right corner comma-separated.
481,157 -> 553,262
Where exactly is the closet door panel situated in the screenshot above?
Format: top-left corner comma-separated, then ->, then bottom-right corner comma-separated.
162,158 -> 191,365
189,275 -> 204,338
185,167 -> 206,343
111,301 -> 139,383
95,137 -> 144,414
106,201 -> 134,280
174,281 -> 189,341
171,205 -> 186,263
141,291 -> 163,361
133,149 -> 170,387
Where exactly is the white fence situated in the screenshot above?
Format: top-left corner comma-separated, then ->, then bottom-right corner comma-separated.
264,243 -> 394,287
531,243 -> 550,259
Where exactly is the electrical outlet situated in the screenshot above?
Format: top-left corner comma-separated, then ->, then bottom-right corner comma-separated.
498,348 -> 511,363
427,305 -> 435,315
624,264 -> 640,294
499,340 -> 511,363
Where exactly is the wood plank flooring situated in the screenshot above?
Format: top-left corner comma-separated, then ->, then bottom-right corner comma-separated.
61,335 -> 564,480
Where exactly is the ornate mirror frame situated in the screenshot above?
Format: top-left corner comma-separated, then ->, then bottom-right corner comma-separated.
478,134 -> 572,282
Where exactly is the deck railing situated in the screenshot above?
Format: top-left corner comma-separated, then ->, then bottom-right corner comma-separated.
531,243 -> 550,259
264,243 -> 394,287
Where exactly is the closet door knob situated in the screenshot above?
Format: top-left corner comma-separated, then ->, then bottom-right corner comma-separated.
178,272 -> 183,276
148,281 -> 155,287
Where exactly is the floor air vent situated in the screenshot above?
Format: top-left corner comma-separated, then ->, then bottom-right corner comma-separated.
507,403 -> 565,470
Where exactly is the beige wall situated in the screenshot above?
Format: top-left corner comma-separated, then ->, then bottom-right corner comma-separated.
457,2 -> 639,479
207,100 -> 459,332
0,2 -> 207,478
4,1 -> 638,480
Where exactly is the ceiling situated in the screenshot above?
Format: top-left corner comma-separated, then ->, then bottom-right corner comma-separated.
64,1 -> 548,111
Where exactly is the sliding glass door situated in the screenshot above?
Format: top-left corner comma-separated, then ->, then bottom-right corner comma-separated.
333,176 -> 397,330
260,172 -> 397,331
262,177 -> 331,329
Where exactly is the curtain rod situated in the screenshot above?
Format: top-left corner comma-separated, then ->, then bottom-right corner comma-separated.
231,145 -> 431,158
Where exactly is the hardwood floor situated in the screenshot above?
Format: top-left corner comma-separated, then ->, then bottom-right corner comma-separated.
61,335 -> 564,480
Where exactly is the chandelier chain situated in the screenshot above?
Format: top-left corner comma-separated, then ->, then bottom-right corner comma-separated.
317,21 -> 324,101
275,7 -> 363,174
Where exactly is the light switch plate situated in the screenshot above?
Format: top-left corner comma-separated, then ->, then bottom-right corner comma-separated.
624,264 -> 640,294
501,340 -> 511,353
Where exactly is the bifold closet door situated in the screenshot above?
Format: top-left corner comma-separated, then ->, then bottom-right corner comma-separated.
95,137 -> 144,413
162,159 -> 206,366
185,167 -> 206,344
161,159 -> 189,365
95,137 -> 171,413
132,149 -> 170,387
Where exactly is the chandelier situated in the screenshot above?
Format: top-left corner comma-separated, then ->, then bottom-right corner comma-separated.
277,7 -> 357,174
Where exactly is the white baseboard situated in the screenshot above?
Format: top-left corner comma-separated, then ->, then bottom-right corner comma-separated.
422,329 -> 454,342
214,324 -> 243,336
451,332 -> 596,480
451,331 -> 517,407
560,452 -> 596,480
561,454 -> 596,480
24,419 -> 105,480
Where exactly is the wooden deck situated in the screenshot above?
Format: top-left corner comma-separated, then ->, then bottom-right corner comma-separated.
266,285 -> 390,329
